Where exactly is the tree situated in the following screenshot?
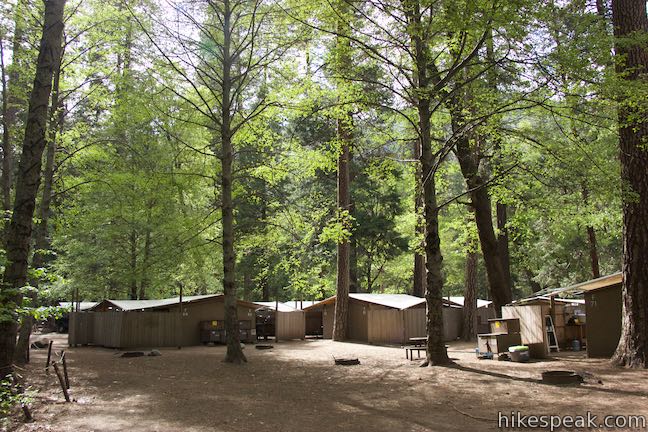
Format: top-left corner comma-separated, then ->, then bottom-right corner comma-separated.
0,0 -> 65,379
332,0 -> 353,341
611,0 -> 648,368
1,0 -> 32,214
13,29 -> 65,364
133,0 -> 291,363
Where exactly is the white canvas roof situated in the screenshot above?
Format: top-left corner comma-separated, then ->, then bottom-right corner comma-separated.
445,296 -> 492,308
92,294 -> 261,311
282,300 -> 320,310
253,301 -> 297,312
59,301 -> 98,311
305,293 -> 460,311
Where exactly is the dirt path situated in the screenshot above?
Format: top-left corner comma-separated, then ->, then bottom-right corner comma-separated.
8,334 -> 648,431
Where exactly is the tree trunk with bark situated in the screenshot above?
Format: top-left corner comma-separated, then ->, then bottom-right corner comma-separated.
0,0 -> 65,380
413,139 -> 426,298
1,1 -> 29,213
14,49 -> 63,365
332,5 -> 352,342
611,0 -> 648,368
462,250 -> 478,341
333,122 -> 351,340
404,0 -> 449,365
221,0 -> 245,364
581,186 -> 601,279
452,112 -> 512,314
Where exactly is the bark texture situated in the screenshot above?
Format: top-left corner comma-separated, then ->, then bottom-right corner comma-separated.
452,116 -> 512,314
462,250 -> 478,341
14,49 -> 63,365
332,4 -> 352,341
582,187 -> 601,279
611,0 -> 648,368
404,0 -> 449,365
221,0 -> 245,364
413,139 -> 426,298
332,111 -> 351,341
0,0 -> 65,379
1,1 -> 28,213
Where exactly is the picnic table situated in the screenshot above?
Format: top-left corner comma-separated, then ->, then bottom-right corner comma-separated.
404,337 -> 426,360
404,339 -> 449,361
408,337 -> 426,346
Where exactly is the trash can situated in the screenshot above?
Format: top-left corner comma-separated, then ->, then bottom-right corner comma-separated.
508,345 -> 530,362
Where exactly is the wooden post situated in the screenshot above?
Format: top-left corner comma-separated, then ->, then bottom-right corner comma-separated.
61,351 -> 70,389
52,362 -> 70,402
45,340 -> 53,371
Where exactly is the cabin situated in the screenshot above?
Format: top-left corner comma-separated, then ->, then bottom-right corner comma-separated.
502,272 -> 622,359
253,301 -> 306,340
502,296 -> 585,358
303,293 -> 463,344
69,294 -> 259,349
280,301 -> 323,337
581,273 -> 622,357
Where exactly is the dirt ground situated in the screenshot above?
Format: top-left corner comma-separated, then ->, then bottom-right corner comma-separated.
5,333 -> 648,432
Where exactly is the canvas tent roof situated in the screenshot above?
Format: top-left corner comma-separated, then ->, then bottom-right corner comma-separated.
445,296 -> 492,308
283,300 -> 320,310
519,272 -> 622,300
253,301 -> 297,312
509,295 -> 585,306
304,293 -> 461,311
59,301 -> 98,311
91,294 -> 259,311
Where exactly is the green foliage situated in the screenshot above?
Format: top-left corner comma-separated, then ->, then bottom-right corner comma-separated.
0,0 -> 628,313
0,375 -> 35,424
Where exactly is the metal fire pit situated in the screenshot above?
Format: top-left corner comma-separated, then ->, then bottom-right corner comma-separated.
541,370 -> 582,385
333,357 -> 360,366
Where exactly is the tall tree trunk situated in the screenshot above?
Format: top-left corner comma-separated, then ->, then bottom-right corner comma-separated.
524,268 -> 543,293
462,250 -> 478,341
332,4 -> 352,342
611,0 -> 648,368
420,117 -> 448,365
14,46 -> 63,365
402,0 -> 448,366
221,0 -> 245,364
581,186 -> 601,278
1,1 -> 28,213
333,122 -> 351,340
0,0 -> 65,380
0,38 -> 12,214
452,112 -> 512,314
586,226 -> 601,279
413,139 -> 426,297
261,275 -> 270,301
